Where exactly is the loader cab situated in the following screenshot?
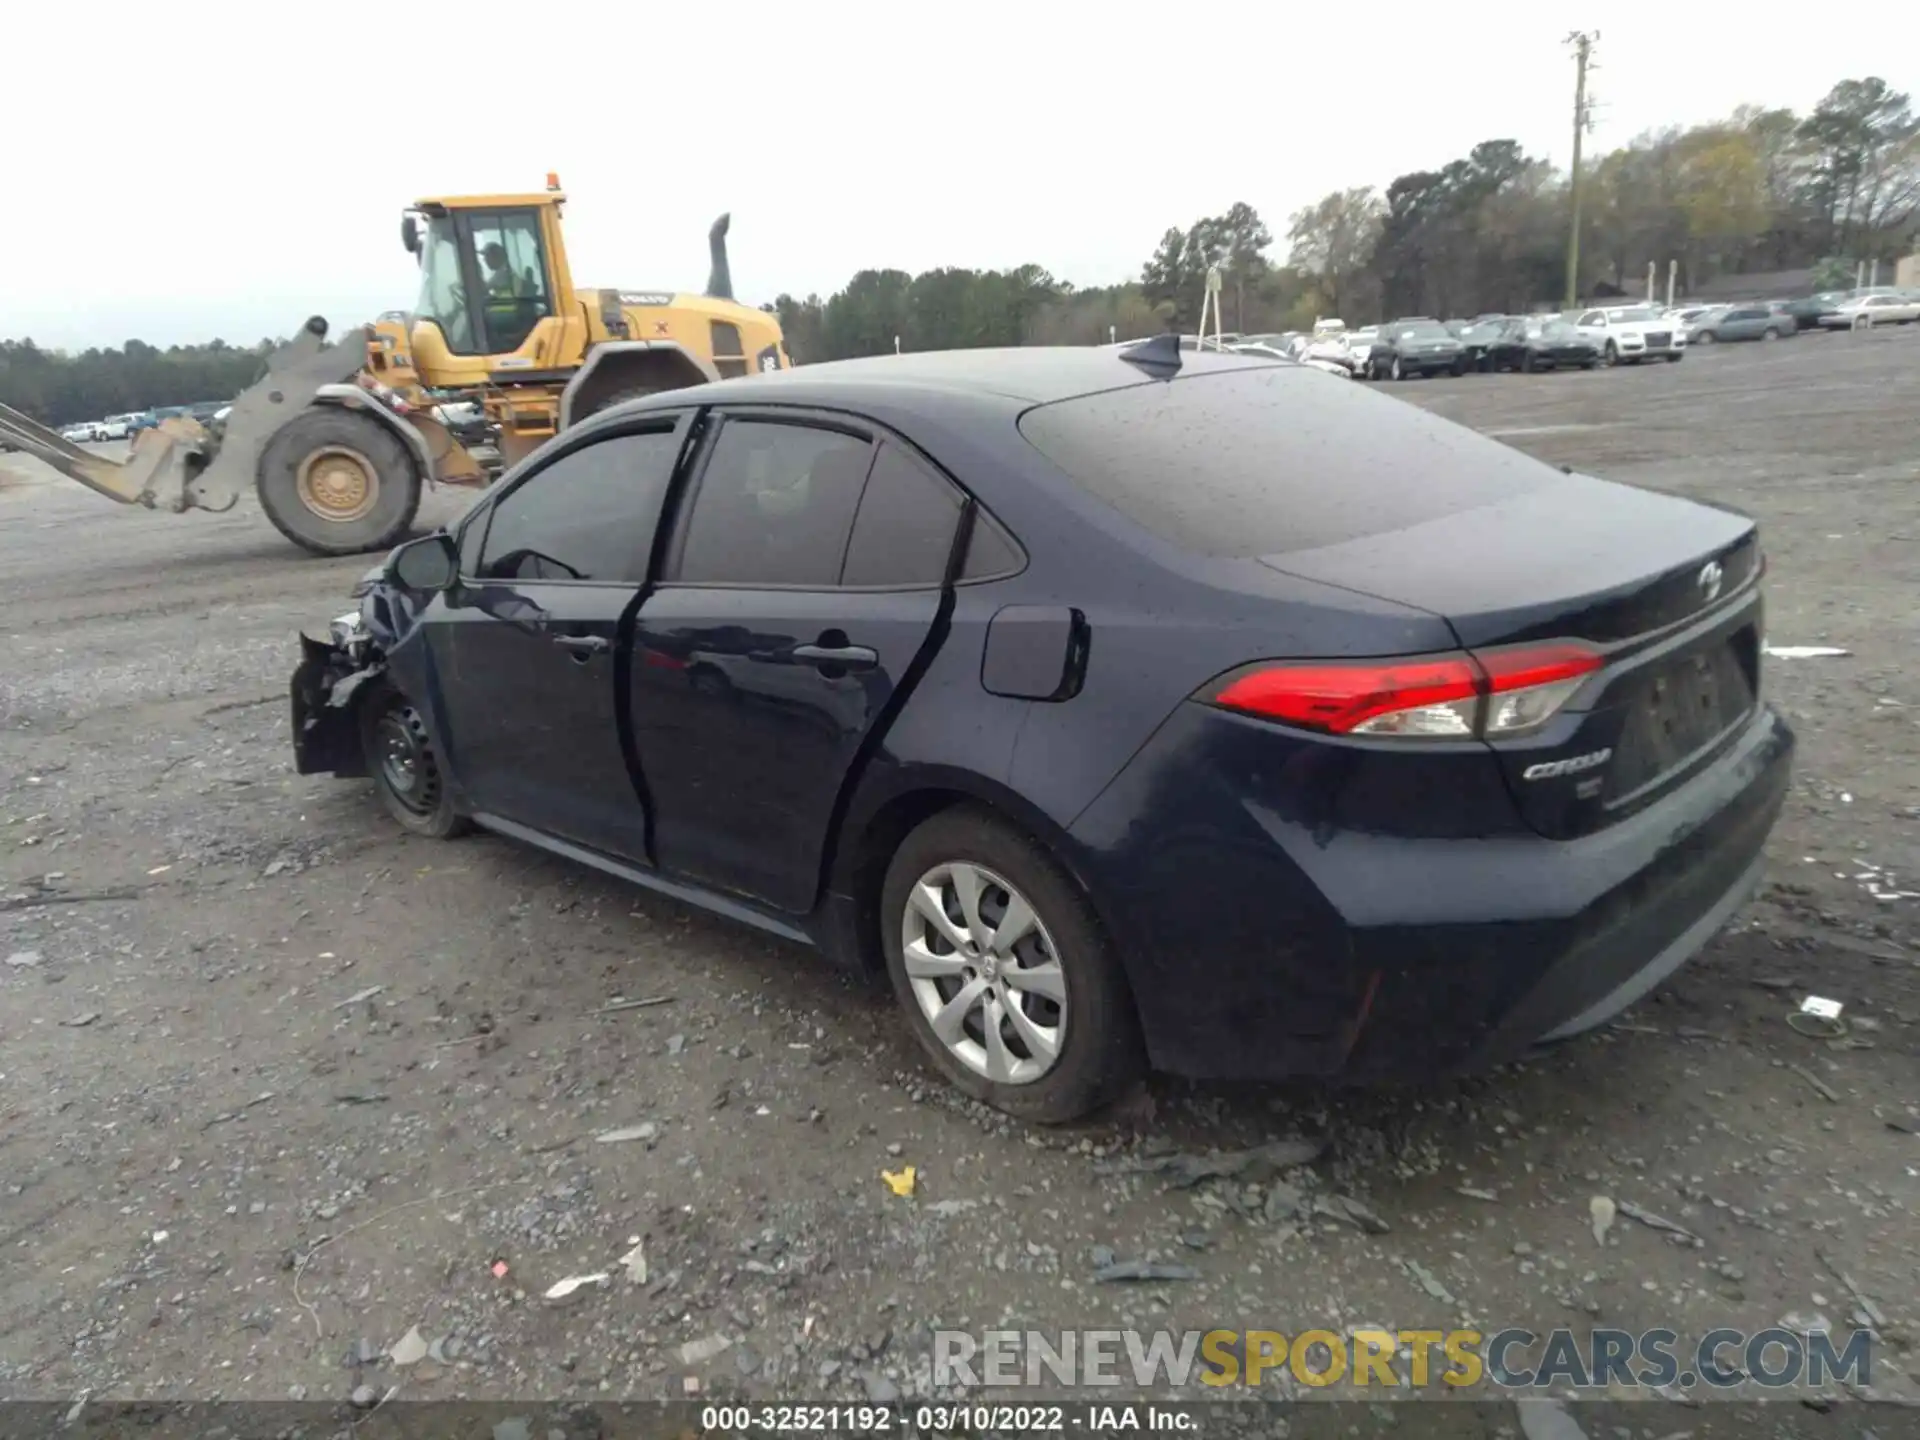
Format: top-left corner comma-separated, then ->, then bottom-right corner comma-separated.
402,193 -> 582,383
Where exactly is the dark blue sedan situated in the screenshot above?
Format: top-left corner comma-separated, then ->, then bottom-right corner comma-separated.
291,342 -> 1793,1122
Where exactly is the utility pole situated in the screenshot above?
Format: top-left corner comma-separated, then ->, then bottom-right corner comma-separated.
1564,30 -> 1598,309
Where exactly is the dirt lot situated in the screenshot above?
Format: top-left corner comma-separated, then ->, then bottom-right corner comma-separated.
2,331 -> 1917,1422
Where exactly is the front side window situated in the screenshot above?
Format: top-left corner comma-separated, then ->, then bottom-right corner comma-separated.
672,420 -> 874,587
476,429 -> 680,584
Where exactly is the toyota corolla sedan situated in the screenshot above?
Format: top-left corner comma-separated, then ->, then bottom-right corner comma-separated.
292,342 -> 1792,1122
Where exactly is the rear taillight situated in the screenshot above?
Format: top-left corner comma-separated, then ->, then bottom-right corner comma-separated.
1209,642 -> 1602,740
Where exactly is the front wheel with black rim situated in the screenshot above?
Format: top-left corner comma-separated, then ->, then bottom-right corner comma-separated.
1601,341 -> 1618,367
881,808 -> 1144,1123
359,686 -> 470,839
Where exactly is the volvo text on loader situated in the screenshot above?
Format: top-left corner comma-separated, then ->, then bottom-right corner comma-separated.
0,180 -> 789,556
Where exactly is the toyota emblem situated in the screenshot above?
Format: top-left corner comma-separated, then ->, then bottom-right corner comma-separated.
1697,560 -> 1724,604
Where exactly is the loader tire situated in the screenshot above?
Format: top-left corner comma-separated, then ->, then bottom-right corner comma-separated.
575,384 -> 665,422
257,407 -> 422,557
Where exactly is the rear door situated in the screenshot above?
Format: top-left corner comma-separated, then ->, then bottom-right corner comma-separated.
430,418 -> 688,860
630,412 -> 962,912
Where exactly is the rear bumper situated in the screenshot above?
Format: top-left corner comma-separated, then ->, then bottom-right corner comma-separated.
1067,703 -> 1793,1081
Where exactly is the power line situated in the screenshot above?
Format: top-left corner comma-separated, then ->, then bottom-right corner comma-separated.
1565,30 -> 1599,309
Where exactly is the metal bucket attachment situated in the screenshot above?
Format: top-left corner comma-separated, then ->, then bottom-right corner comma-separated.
0,401 -> 210,508
0,317 -> 370,516
183,318 -> 373,512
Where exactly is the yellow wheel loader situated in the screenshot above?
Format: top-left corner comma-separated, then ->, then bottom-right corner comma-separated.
0,182 -> 789,556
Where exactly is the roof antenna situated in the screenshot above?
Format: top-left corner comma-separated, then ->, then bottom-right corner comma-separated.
1119,331 -> 1182,376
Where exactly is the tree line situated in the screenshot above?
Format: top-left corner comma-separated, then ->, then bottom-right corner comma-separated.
1,338 -> 274,429
8,74 -> 1913,420
771,74 -> 1917,357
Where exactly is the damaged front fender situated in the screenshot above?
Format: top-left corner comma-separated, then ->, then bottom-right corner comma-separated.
291,553 -> 443,778
291,629 -> 382,778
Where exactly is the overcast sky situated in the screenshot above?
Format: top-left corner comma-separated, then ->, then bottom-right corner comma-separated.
11,1 -> 1917,351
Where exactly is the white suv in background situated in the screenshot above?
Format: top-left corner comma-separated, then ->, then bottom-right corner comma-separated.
1568,305 -> 1687,365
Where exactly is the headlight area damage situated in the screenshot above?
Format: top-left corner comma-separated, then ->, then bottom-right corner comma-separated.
289,568 -> 426,778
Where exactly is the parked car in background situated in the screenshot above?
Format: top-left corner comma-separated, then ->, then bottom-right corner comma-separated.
1367,318 -> 1467,379
60,422 -> 104,443
1346,326 -> 1379,375
97,414 -> 134,440
1484,316 -> 1601,372
1569,305 -> 1685,364
290,344 -> 1793,1121
1456,316 -> 1514,370
1688,304 -> 1794,344
1777,294 -> 1848,330
1822,293 -> 1920,329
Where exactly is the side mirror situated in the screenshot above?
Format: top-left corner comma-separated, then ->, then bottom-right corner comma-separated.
401,214 -> 421,257
388,533 -> 458,591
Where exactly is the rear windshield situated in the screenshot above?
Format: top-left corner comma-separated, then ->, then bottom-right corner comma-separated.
1018,367 -> 1555,557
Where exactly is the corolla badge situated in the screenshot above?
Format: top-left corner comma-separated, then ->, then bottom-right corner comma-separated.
1523,748 -> 1612,781
1697,560 -> 1724,604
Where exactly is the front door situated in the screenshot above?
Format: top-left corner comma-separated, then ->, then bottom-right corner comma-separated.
631,415 -> 964,912
430,420 -> 686,860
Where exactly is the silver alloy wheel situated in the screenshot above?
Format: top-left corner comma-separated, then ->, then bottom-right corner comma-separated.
901,861 -> 1067,1084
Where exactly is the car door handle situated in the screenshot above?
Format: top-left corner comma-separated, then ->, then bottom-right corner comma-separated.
553,634 -> 609,657
792,643 -> 878,670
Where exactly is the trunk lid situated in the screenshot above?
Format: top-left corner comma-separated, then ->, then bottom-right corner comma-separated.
1262,476 -> 1764,838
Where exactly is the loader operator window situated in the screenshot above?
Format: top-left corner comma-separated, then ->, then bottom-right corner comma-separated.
411,210 -> 553,358
468,211 -> 552,356
416,218 -> 476,353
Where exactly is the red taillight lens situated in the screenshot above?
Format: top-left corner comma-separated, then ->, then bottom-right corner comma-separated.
1213,655 -> 1482,737
1210,642 -> 1602,740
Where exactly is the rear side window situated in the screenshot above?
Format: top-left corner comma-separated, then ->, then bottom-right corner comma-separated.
1019,367 -> 1554,558
476,428 -> 678,582
841,442 -> 962,587
673,419 -> 874,587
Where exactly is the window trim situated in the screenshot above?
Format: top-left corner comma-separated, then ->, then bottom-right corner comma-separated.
458,411 -> 695,589
657,408 -> 879,592
653,404 -> 1027,593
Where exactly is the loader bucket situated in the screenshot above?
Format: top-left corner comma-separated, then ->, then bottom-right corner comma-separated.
0,318 -> 372,517
182,317 -> 374,512
0,402 -> 210,509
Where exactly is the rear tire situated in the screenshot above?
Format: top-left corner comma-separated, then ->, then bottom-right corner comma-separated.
1695,331 -> 1715,344
359,684 -> 470,840
881,807 -> 1144,1124
257,407 -> 421,556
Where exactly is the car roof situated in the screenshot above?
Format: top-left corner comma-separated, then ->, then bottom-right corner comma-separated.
614,345 -> 1281,410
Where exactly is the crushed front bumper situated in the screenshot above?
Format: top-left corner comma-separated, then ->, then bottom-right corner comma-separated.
291,614 -> 381,777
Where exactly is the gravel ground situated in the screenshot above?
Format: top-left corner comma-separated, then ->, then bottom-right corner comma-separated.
2,330 -> 1917,1424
